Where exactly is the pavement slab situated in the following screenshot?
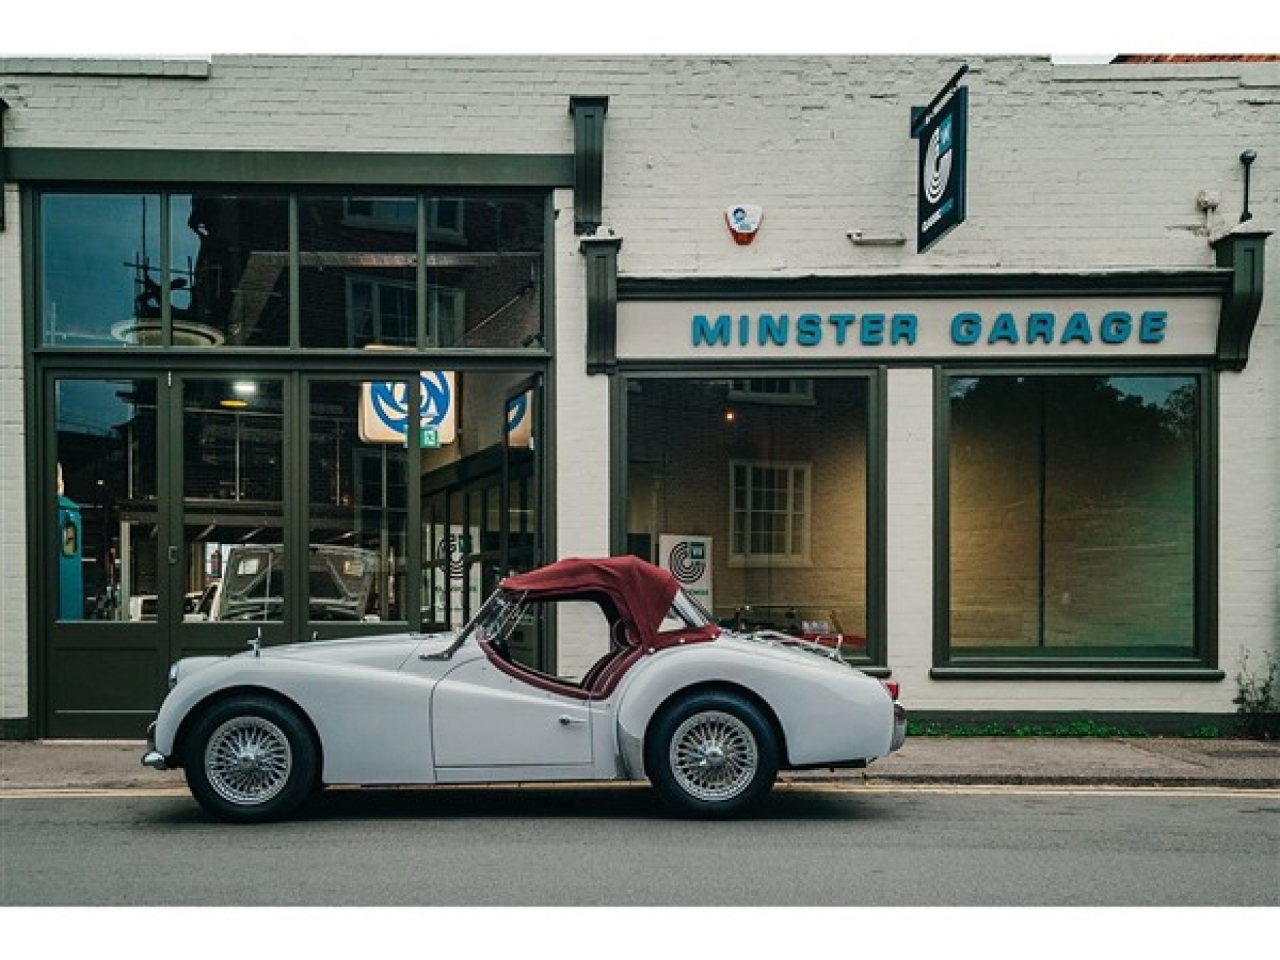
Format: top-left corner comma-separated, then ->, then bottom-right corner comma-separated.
3,736 -> 1277,793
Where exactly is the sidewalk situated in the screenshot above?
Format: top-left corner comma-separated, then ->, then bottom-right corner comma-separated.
2,736 -> 1277,792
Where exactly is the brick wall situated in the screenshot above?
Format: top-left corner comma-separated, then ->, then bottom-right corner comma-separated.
0,184 -> 28,722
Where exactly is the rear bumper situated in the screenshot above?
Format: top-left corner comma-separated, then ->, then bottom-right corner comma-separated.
890,702 -> 908,752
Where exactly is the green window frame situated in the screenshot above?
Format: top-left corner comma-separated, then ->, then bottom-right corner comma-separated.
934,366 -> 1220,680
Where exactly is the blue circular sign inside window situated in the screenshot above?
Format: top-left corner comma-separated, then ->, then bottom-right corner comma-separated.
369,372 -> 452,437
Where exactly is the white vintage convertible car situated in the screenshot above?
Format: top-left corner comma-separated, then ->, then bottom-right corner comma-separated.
143,556 -> 906,821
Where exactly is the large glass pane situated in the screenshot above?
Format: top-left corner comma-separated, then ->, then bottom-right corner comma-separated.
420,371 -> 542,632
41,194 -> 161,347
308,380 -> 409,623
427,196 -> 544,348
55,379 -> 158,620
626,377 -> 869,655
182,378 -> 286,622
171,194 -> 291,347
949,375 -> 1198,658
947,377 -> 1042,648
298,196 -> 419,349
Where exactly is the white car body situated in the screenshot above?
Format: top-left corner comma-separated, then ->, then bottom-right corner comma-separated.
144,556 -> 906,820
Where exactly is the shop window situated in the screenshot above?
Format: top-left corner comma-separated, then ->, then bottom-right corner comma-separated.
53,378 -> 159,620
307,380 -> 409,624
626,377 -> 871,659
944,374 -> 1203,663
40,194 -> 161,347
182,378 -> 287,622
171,193 -> 291,347
300,195 -> 419,349
38,189 -> 546,352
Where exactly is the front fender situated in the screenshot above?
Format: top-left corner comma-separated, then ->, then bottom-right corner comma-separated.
612,643 -> 896,778
152,654 -> 438,786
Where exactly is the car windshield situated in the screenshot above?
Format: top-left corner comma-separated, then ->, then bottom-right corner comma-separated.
460,589 -> 526,649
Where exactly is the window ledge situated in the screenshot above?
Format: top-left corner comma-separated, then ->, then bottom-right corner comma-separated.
930,666 -> 1225,682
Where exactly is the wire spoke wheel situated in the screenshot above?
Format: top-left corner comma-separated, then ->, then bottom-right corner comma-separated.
204,715 -> 294,806
669,709 -> 760,803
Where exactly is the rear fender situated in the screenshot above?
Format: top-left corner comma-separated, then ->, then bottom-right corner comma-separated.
612,644 -> 894,778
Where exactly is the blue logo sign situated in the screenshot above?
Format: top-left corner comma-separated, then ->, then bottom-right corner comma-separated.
506,392 -> 528,434
369,372 -> 452,437
916,85 -> 968,253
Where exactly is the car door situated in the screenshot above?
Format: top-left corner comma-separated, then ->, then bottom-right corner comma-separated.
430,655 -> 593,772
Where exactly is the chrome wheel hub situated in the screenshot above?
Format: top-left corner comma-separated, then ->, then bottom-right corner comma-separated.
669,710 -> 758,802
205,716 -> 293,806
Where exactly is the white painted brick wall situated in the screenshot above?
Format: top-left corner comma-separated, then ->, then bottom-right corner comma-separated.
0,184 -> 28,721
885,368 -> 935,703
1,55 -> 1276,722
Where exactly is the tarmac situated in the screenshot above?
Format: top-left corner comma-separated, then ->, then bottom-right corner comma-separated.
1,735 -> 1277,793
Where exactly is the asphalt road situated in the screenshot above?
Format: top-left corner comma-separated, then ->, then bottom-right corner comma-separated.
2,782 -> 1277,907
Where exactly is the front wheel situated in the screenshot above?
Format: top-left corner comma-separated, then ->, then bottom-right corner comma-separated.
183,695 -> 319,823
645,690 -> 779,818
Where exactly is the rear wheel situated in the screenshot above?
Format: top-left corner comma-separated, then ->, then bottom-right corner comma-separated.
645,690 -> 778,818
183,695 -> 318,823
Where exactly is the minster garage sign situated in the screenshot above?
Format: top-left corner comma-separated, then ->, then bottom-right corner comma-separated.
615,295 -> 1222,361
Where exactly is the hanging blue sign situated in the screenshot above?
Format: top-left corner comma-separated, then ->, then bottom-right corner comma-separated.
913,71 -> 969,253
359,371 -> 457,445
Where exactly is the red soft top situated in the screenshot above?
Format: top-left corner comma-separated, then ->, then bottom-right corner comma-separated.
500,556 -> 681,650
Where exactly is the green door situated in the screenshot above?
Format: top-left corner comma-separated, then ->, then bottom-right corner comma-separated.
42,372 -> 294,738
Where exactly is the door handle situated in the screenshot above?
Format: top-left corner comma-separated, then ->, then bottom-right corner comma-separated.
168,546 -> 179,565
558,715 -> 587,726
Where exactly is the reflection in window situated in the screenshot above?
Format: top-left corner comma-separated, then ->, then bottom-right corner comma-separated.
947,375 -> 1200,659
300,196 -> 418,348
309,380 -> 408,623
172,194 -> 290,346
728,379 -> 815,404
182,378 -> 286,622
427,197 -> 543,348
41,191 -> 547,351
627,377 -> 869,654
730,461 -> 811,562
41,195 -> 161,347
55,379 -> 158,620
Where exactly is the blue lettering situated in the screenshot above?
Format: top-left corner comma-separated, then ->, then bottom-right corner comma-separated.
891,313 -> 918,345
861,313 -> 885,346
828,313 -> 856,346
796,313 -> 823,346
1061,312 -> 1093,344
988,312 -> 1020,344
1101,311 -> 1132,344
738,314 -> 751,346
758,313 -> 788,346
692,314 -> 731,347
1140,310 -> 1167,344
1027,312 -> 1054,344
952,312 -> 982,345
